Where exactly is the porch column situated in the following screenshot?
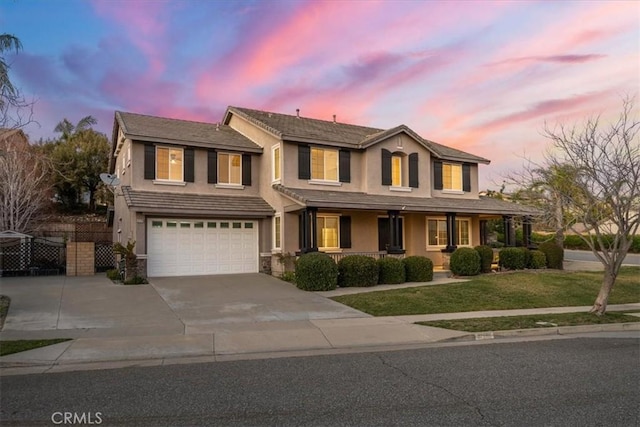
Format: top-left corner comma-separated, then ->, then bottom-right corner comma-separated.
480,220 -> 488,246
522,216 -> 533,248
445,212 -> 457,252
299,208 -> 318,253
503,215 -> 515,247
387,210 -> 405,254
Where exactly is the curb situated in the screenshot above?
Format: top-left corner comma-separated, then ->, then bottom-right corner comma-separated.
443,322 -> 640,342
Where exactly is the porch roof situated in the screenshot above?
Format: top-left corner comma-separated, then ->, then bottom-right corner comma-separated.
121,186 -> 274,217
273,185 -> 539,216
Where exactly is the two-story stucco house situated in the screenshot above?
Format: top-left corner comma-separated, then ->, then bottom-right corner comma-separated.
110,107 -> 537,277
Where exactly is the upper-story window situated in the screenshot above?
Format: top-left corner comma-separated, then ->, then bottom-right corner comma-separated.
272,145 -> 281,182
218,153 -> 242,185
382,149 -> 418,189
311,148 -> 338,181
434,161 -> 470,192
443,163 -> 462,191
391,154 -> 403,187
156,147 -> 183,181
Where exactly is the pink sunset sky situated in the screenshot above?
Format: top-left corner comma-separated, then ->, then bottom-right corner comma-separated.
2,0 -> 638,189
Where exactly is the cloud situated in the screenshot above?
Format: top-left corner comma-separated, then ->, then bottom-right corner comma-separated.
488,54 -> 606,66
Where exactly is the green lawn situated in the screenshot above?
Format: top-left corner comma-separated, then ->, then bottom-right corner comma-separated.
418,312 -> 640,332
331,267 -> 640,317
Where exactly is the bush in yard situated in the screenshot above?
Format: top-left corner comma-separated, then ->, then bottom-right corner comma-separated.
499,247 -> 527,270
402,256 -> 434,282
474,245 -> 494,273
337,255 -> 379,287
106,269 -> 121,281
377,257 -> 406,284
450,247 -> 481,276
529,250 -> 547,269
519,247 -> 532,269
538,241 -> 564,270
295,252 -> 338,291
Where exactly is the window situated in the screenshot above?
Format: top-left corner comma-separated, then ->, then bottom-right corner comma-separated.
391,155 -> 403,187
207,222 -> 216,228
151,221 -> 163,228
443,163 -> 462,191
218,153 -> 242,185
317,215 -> 339,249
272,145 -> 281,182
427,218 -> 471,247
156,147 -> 183,181
273,215 -> 281,249
311,148 -> 338,181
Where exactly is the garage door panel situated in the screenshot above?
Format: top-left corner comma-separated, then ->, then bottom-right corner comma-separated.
147,219 -> 258,277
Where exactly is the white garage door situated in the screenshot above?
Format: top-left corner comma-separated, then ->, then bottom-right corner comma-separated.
147,219 -> 258,277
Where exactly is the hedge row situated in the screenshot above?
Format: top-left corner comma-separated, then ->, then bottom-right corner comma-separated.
294,254 -> 435,291
450,243 -> 561,276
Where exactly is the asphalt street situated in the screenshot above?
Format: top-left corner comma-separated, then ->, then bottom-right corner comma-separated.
564,249 -> 640,265
1,334 -> 638,426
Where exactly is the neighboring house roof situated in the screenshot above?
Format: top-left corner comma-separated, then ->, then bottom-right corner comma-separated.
121,186 -> 274,217
273,185 -> 539,216
114,111 -> 263,154
225,107 -> 489,164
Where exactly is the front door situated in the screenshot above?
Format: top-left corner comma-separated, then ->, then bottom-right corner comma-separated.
378,217 -> 403,251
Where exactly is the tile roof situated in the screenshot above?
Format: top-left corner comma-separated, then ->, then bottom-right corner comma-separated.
121,187 -> 274,217
274,185 -> 539,216
115,111 -> 262,153
226,107 -> 489,164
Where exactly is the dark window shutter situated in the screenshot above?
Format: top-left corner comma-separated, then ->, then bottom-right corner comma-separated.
463,163 -> 471,192
207,150 -> 217,184
298,145 -> 310,179
381,149 -> 391,185
433,161 -> 443,190
298,213 -> 304,249
339,150 -> 351,183
242,154 -> 252,186
409,153 -> 419,188
144,144 -> 155,180
340,216 -> 352,248
184,148 -> 194,182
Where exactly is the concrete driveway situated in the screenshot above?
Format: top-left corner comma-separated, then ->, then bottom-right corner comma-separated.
150,273 -> 369,333
0,273 -> 367,338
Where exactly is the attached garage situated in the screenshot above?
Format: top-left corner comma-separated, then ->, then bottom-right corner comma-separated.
147,219 -> 259,277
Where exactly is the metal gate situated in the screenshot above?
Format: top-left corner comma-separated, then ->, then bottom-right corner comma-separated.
0,237 -> 66,277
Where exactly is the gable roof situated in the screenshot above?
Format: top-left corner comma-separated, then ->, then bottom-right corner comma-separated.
225,107 -> 489,164
113,111 -> 263,154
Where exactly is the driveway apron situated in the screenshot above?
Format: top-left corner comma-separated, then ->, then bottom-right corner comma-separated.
149,273 -> 369,332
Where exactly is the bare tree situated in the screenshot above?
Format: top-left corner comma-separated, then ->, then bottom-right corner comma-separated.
0,129 -> 52,232
515,97 -> 639,315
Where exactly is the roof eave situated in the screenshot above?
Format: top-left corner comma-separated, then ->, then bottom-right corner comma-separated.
125,135 -> 263,153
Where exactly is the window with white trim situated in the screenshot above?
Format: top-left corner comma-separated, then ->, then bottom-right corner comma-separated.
443,163 -> 462,191
156,147 -> 183,181
273,215 -> 281,249
272,145 -> 281,182
311,148 -> 338,181
218,153 -> 242,185
427,218 -> 471,247
316,215 -> 339,249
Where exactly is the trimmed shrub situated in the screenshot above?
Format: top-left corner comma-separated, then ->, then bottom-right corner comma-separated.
338,255 -> 379,287
402,256 -> 434,282
377,257 -> 406,284
631,236 -> 640,254
539,241 -> 564,270
474,245 -> 494,273
499,247 -> 527,270
529,250 -> 547,269
295,252 -> 338,291
520,247 -> 532,269
106,269 -> 120,281
450,247 -> 481,276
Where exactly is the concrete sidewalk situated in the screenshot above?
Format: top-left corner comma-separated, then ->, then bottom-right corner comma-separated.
2,303 -> 638,376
